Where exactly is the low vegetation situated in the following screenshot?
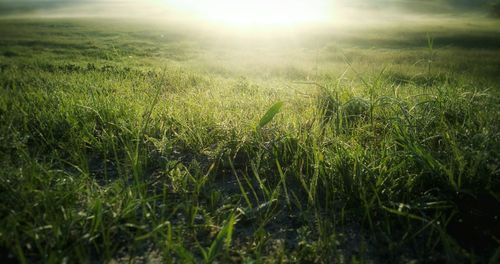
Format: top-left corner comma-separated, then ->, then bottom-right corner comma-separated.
0,18 -> 499,263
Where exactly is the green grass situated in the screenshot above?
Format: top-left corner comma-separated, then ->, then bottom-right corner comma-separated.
0,17 -> 499,263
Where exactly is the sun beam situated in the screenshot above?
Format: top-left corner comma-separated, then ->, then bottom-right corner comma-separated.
168,0 -> 333,27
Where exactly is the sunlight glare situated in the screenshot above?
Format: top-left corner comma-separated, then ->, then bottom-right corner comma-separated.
168,0 -> 333,27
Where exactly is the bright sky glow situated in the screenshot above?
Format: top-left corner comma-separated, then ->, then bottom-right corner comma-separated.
167,0 -> 334,27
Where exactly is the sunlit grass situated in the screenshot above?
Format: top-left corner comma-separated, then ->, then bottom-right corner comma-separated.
0,17 -> 499,263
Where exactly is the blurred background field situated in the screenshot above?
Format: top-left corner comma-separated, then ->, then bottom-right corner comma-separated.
0,1 -> 499,263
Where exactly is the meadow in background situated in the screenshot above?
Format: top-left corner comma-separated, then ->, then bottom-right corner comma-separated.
0,1 -> 499,263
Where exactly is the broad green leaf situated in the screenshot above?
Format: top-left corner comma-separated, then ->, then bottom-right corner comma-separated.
257,101 -> 283,130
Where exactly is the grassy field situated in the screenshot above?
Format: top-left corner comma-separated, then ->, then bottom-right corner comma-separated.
0,17 -> 499,263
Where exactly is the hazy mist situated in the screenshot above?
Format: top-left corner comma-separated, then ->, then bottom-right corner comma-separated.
1,0 -> 497,19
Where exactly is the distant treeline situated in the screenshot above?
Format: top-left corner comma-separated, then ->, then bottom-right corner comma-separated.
362,0 -> 498,11
0,0 -> 82,15
492,2 -> 500,17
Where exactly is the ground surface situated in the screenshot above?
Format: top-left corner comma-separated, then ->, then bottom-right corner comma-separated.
0,17 -> 499,263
